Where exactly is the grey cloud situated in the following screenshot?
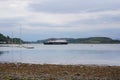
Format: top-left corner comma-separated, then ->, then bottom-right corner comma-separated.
29,0 -> 120,13
0,18 -> 25,27
28,23 -> 53,27
28,22 -> 67,27
0,0 -> 9,2
101,15 -> 120,23
67,15 -> 120,25
24,14 -> 120,27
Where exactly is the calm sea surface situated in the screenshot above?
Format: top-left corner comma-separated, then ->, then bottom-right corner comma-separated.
0,44 -> 120,65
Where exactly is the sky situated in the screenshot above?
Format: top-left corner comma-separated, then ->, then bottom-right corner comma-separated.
0,0 -> 120,41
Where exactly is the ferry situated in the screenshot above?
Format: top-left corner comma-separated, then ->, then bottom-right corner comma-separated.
43,39 -> 68,45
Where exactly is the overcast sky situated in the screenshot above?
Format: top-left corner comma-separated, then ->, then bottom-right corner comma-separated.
0,0 -> 120,41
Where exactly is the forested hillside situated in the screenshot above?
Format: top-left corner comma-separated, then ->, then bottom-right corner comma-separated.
0,33 -> 23,44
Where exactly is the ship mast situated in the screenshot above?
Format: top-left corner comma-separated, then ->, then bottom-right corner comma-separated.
19,24 -> 22,47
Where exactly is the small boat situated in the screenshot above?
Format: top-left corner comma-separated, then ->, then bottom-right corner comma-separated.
23,46 -> 34,49
25,47 -> 34,49
44,39 -> 68,45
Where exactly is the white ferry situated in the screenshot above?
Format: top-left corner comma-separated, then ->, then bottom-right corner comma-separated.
43,39 -> 68,45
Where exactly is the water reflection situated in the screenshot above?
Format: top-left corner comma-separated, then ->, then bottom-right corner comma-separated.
0,51 -> 4,55
0,51 -> 9,56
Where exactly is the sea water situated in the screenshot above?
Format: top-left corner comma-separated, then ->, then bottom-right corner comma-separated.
0,44 -> 120,65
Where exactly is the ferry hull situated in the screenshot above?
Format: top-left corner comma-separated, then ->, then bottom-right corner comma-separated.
43,42 -> 68,45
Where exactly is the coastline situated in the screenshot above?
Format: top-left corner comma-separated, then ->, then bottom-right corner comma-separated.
0,62 -> 120,80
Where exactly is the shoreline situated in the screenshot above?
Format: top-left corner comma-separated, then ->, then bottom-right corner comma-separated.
0,62 -> 120,80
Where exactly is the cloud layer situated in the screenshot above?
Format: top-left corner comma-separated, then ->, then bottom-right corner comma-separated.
0,0 -> 120,40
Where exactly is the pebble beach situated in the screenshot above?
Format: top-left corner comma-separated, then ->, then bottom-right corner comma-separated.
0,63 -> 120,80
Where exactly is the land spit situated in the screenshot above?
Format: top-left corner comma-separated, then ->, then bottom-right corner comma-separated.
0,63 -> 120,80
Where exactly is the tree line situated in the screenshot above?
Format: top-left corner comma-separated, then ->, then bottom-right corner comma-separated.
0,33 -> 23,44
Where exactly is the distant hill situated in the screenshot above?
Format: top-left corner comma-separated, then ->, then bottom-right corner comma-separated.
37,37 -> 120,44
1,33 -> 120,44
0,33 -> 23,44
